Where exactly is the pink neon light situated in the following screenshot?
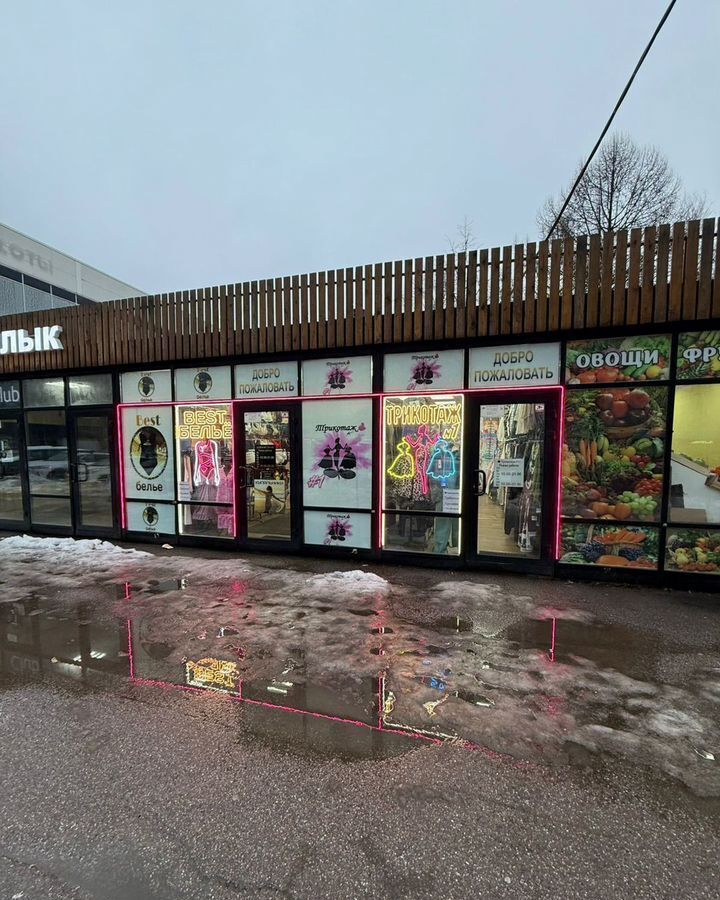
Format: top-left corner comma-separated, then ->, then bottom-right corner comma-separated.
116,405 -> 127,530
549,616 -> 557,663
126,617 -> 134,679
554,386 -> 567,560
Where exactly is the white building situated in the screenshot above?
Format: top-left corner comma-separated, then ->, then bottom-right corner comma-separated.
0,223 -> 143,315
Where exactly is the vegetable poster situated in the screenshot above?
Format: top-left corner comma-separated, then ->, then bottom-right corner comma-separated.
565,335 -> 671,385
562,386 -> 667,523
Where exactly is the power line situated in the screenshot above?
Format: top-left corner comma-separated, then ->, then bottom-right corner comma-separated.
546,0 -> 679,240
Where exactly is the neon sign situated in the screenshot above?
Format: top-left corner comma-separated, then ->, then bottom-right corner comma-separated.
427,439 -> 456,486
185,657 -> 240,693
176,406 -> 232,440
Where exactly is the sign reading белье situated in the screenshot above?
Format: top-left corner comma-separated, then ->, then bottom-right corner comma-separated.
469,343 -> 560,388
0,326 -> 63,356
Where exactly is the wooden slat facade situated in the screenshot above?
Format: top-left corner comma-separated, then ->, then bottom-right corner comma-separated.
0,218 -> 717,375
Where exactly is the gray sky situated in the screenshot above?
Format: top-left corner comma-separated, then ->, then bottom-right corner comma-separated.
2,0 -> 718,295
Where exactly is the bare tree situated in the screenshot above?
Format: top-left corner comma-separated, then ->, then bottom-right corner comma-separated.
447,216 -> 477,253
538,132 -> 706,240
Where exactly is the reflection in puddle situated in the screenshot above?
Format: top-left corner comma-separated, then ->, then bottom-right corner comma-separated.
0,575 -> 718,791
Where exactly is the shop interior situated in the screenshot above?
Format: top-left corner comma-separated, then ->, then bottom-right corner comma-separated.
670,384 -> 720,524
476,402 -> 545,558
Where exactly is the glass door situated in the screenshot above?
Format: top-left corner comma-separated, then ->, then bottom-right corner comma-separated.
467,392 -> 560,572
68,409 -> 118,536
236,404 -> 299,548
0,414 -> 28,528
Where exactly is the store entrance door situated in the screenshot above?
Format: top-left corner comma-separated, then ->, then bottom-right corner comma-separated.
235,403 -> 300,550
466,390 -> 561,573
68,409 -> 118,537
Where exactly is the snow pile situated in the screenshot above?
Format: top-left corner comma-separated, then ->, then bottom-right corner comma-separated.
0,534 -> 151,568
303,570 -> 390,597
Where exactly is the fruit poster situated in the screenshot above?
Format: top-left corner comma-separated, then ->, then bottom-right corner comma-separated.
565,334 -> 671,384
562,386 -> 667,523
301,399 -> 373,509
665,529 -> 720,575
560,523 -> 659,569
677,332 -> 720,380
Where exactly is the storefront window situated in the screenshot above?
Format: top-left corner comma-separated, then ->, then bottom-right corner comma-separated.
665,528 -> 720,575
175,404 -> 234,538
26,409 -> 71,527
670,384 -> 720,525
0,416 -> 24,523
382,394 -> 463,555
23,378 -> 65,408
560,523 -> 660,569
244,410 -> 291,541
68,374 -> 112,406
562,386 -> 667,524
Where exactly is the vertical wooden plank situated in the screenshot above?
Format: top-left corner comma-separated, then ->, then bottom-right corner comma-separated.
682,218 -> 700,320
466,249 -> 478,337
402,260 -> 413,343
500,246 -> 512,335
262,279 -> 272,354
356,266 -> 366,347
711,220 -> 720,320
626,227 -> 642,326
599,230 -> 614,327
344,267 -> 354,349
383,261 -> 394,344
640,226 -> 656,324
433,255 -> 444,341
212,285 -> 222,359
327,270 -> 336,349
179,290 -> 189,361
478,249 -> 489,337
445,254 -> 457,340
247,281 -> 257,354
573,235 -> 587,329
279,276 -> 290,352
373,262 -> 383,345
523,243 -> 536,334
188,289 -> 198,361
393,260 -> 404,344
299,274 -> 308,351
241,282 -> 251,355
198,287 -> 208,360
267,277 -> 277,354
654,223 -> 671,322
274,276 -> 284,353
536,241 -> 548,333
586,233 -> 601,328
169,292 -> 179,361
291,275 -> 301,353
363,264 -> 373,347
219,284 -> 230,358
413,257 -> 424,341
317,271 -> 326,350
511,245 -> 523,335
334,268 -> 345,351
548,239 -> 561,331
307,271 -> 317,350
697,217 -> 715,320
561,238 -> 574,331
455,251 -> 467,339
489,247 -> 501,336
612,230 -> 628,326
421,256 -> 433,340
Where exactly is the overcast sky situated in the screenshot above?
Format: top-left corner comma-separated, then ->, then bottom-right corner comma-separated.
1,1 -> 718,295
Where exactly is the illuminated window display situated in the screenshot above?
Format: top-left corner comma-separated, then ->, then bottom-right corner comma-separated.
175,404 -> 234,538
382,395 -> 463,555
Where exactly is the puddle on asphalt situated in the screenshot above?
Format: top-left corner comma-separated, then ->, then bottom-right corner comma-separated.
0,575 -> 718,793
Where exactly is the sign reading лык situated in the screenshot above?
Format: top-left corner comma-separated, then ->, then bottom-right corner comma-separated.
0,326 -> 63,355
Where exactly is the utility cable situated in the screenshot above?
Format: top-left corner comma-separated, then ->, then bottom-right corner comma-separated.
546,0 -> 679,240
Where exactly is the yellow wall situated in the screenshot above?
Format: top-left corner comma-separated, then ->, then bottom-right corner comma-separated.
673,384 -> 720,469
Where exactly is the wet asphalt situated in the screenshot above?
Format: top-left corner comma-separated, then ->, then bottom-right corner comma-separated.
1,540 -> 719,899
